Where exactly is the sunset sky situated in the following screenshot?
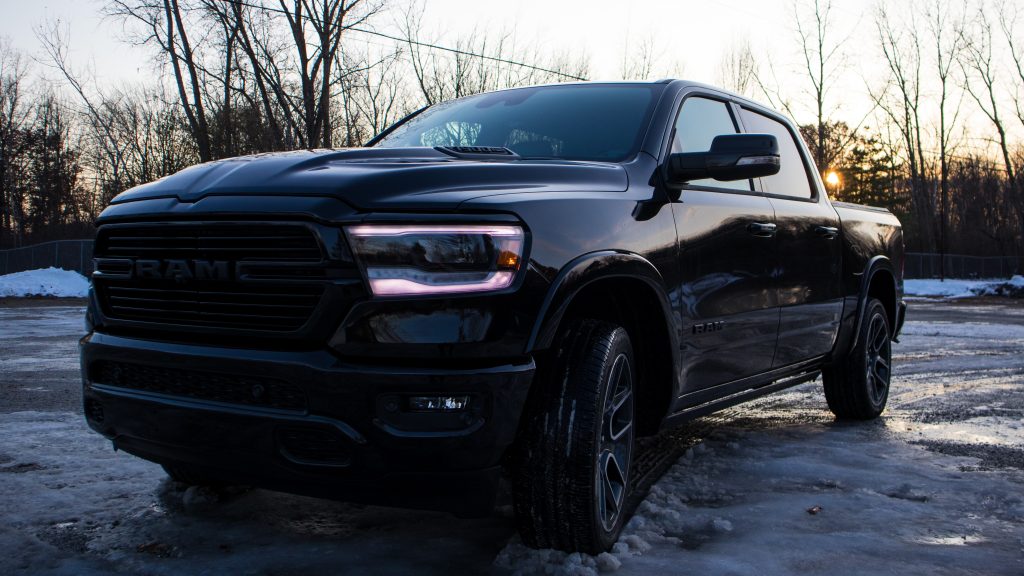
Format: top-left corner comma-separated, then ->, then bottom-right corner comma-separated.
6,0 -> 1021,154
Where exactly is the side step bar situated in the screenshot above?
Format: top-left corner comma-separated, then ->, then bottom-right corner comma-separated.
663,370 -> 821,427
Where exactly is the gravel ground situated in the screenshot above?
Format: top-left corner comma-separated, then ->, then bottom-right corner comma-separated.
0,300 -> 1022,575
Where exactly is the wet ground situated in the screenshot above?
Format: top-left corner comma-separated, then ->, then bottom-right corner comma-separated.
0,300 -> 1021,575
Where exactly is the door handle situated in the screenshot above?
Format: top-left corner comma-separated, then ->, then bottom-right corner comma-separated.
746,222 -> 777,237
814,226 -> 839,239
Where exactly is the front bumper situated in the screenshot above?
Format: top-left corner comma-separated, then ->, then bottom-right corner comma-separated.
80,331 -> 534,516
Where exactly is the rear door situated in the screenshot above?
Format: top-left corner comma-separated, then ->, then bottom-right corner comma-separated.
739,107 -> 843,366
670,95 -> 780,395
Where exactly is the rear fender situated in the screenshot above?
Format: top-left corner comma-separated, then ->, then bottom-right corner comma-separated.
847,255 -> 898,352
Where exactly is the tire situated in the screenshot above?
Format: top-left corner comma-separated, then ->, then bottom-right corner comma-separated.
162,463 -> 226,487
823,298 -> 892,420
512,319 -> 637,554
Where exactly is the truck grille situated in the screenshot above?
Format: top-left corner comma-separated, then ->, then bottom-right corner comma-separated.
96,223 -> 322,261
90,360 -> 307,412
93,222 -> 331,333
99,284 -> 323,330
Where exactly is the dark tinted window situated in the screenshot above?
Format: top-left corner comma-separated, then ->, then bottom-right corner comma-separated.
671,97 -> 745,189
740,109 -> 814,199
374,84 -> 662,162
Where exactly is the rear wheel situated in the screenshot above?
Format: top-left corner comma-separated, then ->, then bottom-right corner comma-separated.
512,319 -> 636,553
823,298 -> 892,419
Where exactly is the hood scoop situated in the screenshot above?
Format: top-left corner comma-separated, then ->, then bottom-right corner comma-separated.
436,146 -> 521,161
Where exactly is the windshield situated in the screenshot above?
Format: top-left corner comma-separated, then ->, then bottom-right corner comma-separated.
373,84 -> 663,162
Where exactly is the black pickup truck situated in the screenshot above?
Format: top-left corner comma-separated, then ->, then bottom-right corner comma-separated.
81,80 -> 905,553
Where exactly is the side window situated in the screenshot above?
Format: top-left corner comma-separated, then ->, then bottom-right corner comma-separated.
671,97 -> 746,190
740,109 -> 814,199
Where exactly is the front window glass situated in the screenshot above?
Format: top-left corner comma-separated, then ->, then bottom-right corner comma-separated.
671,96 -> 746,190
375,84 -> 663,162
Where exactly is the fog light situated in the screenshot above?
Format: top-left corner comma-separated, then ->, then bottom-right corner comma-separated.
407,395 -> 470,412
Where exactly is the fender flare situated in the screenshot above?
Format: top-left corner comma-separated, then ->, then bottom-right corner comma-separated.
849,255 -> 899,351
526,250 -> 679,355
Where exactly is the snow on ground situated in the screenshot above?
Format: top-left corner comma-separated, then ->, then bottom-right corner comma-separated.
1,302 -> 1023,575
0,268 -> 89,298
905,275 -> 1024,299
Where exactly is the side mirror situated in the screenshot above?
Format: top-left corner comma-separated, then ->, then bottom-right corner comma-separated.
667,134 -> 780,184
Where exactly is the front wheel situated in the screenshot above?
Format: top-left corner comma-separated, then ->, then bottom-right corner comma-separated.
512,319 -> 636,554
823,298 -> 892,419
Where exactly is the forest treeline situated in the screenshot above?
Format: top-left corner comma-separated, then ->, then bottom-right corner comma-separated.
1,0 -> 1023,264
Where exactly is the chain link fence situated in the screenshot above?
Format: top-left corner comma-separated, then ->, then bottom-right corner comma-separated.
905,252 -> 1022,279
0,240 -> 95,277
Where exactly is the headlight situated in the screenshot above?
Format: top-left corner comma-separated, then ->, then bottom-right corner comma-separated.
346,224 -> 525,296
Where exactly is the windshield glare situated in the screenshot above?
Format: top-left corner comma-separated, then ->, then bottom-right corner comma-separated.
373,84 -> 662,162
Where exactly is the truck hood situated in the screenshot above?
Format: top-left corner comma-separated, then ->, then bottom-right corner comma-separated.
110,147 -> 629,211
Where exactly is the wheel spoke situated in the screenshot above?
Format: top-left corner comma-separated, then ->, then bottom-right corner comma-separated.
610,386 -> 631,413
601,470 -> 617,518
603,356 -> 634,442
876,354 -> 892,377
604,452 -> 624,511
596,352 -> 634,532
606,389 -> 633,441
599,465 -> 612,517
870,318 -> 887,352
867,319 -> 880,348
873,363 -> 888,387
609,359 -> 625,395
609,419 -> 633,443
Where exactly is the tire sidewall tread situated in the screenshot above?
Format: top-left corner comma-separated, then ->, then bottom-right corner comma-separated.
824,298 -> 891,420
513,319 -> 635,554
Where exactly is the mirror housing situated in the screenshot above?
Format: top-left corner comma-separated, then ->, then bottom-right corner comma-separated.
667,133 -> 780,184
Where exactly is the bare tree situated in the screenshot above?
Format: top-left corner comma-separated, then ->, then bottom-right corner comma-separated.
961,3 -> 1018,216
399,0 -> 588,106
620,36 -> 655,80
750,55 -> 797,118
36,23 -> 140,203
338,43 -> 410,144
0,39 -> 30,245
794,0 -> 849,172
197,0 -> 244,157
106,0 -> 213,161
926,0 -> 967,277
871,1 -> 932,249
717,39 -> 756,97
274,0 -> 383,148
995,1 -> 1024,143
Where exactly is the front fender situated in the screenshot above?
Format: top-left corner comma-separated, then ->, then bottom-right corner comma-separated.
526,250 -> 678,353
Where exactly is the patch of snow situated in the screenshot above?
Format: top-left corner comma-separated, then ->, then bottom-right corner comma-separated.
904,276 -> 1023,299
594,552 -> 621,572
0,267 -> 89,297
711,518 -> 733,532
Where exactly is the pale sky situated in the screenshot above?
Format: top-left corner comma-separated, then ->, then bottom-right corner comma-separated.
3,0 -> 1017,152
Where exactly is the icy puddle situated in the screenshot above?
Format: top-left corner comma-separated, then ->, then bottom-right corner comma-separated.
0,308 -> 1022,575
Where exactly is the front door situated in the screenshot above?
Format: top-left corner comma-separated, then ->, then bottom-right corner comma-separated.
669,96 -> 780,397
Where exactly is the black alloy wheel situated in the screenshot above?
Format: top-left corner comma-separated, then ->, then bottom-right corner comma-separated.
823,298 -> 892,419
